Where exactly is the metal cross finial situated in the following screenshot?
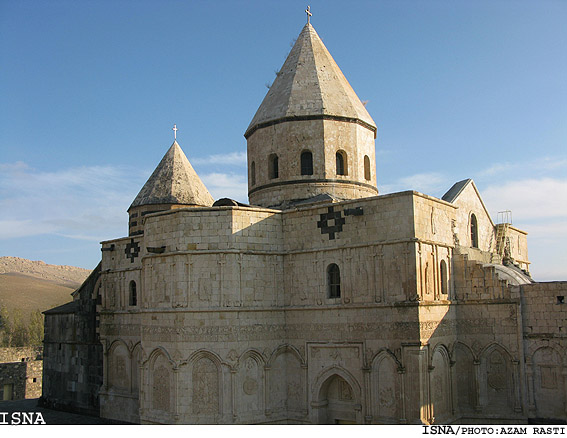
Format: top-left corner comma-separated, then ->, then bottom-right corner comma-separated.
172,124 -> 178,140
305,5 -> 312,24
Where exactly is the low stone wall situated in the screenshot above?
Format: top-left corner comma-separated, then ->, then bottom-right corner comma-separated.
0,347 -> 43,400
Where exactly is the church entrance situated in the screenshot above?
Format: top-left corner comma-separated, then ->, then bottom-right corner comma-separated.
316,374 -> 359,424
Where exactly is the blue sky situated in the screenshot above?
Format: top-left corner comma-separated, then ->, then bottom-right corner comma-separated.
0,0 -> 565,281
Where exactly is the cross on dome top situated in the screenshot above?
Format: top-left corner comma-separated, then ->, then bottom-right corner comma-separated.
305,5 -> 312,24
172,124 -> 178,140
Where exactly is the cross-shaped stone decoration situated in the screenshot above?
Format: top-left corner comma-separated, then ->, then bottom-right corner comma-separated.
125,238 -> 140,263
172,124 -> 178,140
305,5 -> 312,24
317,206 -> 346,240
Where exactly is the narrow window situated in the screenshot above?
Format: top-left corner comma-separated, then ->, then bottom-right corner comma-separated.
440,260 -> 448,296
251,161 -> 256,186
327,263 -> 341,299
470,214 -> 479,248
129,280 -> 137,306
269,154 -> 279,179
336,151 -> 348,176
364,155 -> 371,180
300,151 -> 313,175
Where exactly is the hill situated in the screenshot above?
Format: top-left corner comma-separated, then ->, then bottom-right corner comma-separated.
0,257 -> 91,316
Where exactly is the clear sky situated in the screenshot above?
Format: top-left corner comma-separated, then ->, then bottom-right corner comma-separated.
1,0 -> 565,281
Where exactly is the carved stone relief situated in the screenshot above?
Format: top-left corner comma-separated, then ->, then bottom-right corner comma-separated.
192,357 -> 219,415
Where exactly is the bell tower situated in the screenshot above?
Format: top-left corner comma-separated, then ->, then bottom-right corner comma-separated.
245,23 -> 378,208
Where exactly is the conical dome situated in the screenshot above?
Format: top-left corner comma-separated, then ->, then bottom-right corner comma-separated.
246,23 -> 378,208
245,23 -> 375,139
130,141 -> 214,209
128,141 -> 214,235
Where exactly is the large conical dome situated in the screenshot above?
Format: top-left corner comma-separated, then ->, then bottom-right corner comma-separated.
245,23 -> 375,139
246,23 -> 378,208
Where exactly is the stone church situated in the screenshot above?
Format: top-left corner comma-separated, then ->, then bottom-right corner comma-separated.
42,21 -> 567,424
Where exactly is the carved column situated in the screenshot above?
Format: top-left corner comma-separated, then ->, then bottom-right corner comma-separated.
173,366 -> 180,421
512,359 -> 522,413
139,361 -> 145,419
218,255 -> 226,307
449,359 -> 457,416
427,364 -> 434,424
271,257 -> 278,306
374,247 -> 384,303
526,365 -> 535,415
398,366 -> 407,424
301,363 -> 309,418
345,248 -> 353,304
230,368 -> 237,421
264,365 -> 271,417
102,341 -> 109,391
237,253 -> 243,307
473,359 -> 482,413
362,364 -> 372,423
417,243 -> 424,301
402,244 -> 410,301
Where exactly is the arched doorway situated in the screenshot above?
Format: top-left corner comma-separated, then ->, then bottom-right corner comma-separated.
315,373 -> 360,424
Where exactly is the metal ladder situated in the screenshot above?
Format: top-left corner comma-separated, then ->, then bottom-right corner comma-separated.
493,210 -> 512,262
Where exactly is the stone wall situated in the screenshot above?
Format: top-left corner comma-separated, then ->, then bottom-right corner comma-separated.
0,347 -> 42,401
520,281 -> 567,421
41,264 -> 102,416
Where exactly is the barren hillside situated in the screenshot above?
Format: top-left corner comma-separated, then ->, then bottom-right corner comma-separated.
0,257 -> 92,316
0,257 -> 91,287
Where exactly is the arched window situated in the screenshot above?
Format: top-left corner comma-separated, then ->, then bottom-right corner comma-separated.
440,260 -> 448,296
269,154 -> 279,179
250,161 -> 256,186
336,151 -> 347,176
327,263 -> 341,299
300,151 -> 313,175
470,214 -> 479,248
129,280 -> 137,306
364,155 -> 371,180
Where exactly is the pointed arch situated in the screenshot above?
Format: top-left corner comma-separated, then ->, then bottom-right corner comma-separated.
312,366 -> 361,402
237,348 -> 266,367
144,346 -> 176,367
186,349 -> 224,368
267,343 -> 305,367
312,366 -> 362,424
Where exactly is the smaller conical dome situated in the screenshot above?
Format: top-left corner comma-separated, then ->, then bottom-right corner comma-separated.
129,141 -> 214,210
